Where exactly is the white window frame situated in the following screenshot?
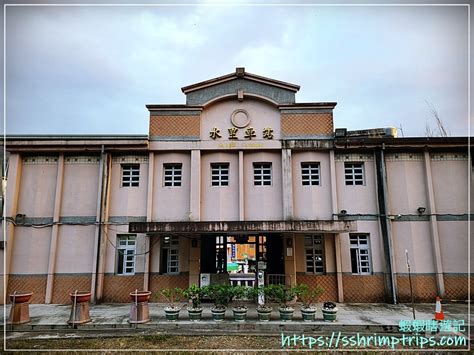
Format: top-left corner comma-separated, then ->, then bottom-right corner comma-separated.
304,235 -> 325,274
350,234 -> 372,275
161,236 -> 180,274
253,162 -> 272,186
344,162 -> 365,186
117,235 -> 136,275
121,164 -> 140,187
301,162 -> 320,186
163,163 -> 182,187
211,163 -> 229,186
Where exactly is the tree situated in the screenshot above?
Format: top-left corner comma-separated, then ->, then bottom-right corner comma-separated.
424,101 -> 450,137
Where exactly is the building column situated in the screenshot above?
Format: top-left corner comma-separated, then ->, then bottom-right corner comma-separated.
238,150 -> 244,221
423,150 -> 445,296
329,150 -> 344,302
144,152 -> 154,291
284,234 -> 297,286
374,149 -> 397,304
189,150 -> 201,221
189,237 -> 200,286
4,154 -> 23,300
45,154 -> 65,304
94,152 -> 111,302
281,148 -> 293,220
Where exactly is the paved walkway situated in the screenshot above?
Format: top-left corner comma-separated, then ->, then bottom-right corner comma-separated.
2,302 -> 469,333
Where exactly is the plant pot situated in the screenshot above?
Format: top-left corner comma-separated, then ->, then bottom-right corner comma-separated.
257,306 -> 272,322
187,307 -> 203,321
232,307 -> 248,322
69,291 -> 91,304
301,307 -> 317,322
211,306 -> 226,321
129,290 -> 151,303
9,292 -> 33,304
164,306 -> 181,321
322,307 -> 338,322
278,307 -> 294,321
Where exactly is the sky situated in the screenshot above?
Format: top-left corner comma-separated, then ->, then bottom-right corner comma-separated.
2,2 -> 470,137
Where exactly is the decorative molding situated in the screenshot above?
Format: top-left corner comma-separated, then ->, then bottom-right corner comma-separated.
112,155 -> 149,164
431,152 -> 468,161
23,156 -> 58,164
65,156 -> 100,164
335,154 -> 373,162
385,153 -> 423,161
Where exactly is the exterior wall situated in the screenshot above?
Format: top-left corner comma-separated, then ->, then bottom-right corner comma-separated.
243,151 -> 283,220
281,112 -> 333,138
60,159 -> 99,216
152,152 -> 191,222
108,156 -> 148,218
200,98 -> 281,141
17,157 -> 58,217
292,151 -> 332,220
201,152 -> 239,221
149,114 -> 200,139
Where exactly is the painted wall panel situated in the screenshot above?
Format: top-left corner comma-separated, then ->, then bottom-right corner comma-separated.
153,153 -> 191,221
17,164 -> 57,217
437,221 -> 468,273
244,151 -> 283,220
292,152 -> 332,220
61,164 -> 99,216
109,161 -> 148,217
201,152 -> 239,221
10,227 -> 51,274
431,160 -> 468,214
55,225 -> 96,273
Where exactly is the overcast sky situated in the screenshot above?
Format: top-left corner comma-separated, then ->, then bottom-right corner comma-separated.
3,3 -> 470,137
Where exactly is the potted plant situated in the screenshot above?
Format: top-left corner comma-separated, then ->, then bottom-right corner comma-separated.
183,284 -> 204,321
269,284 -> 296,321
203,284 -> 233,321
160,287 -> 184,321
322,301 -> 338,322
248,286 -> 273,322
293,283 -> 324,322
231,285 -> 249,322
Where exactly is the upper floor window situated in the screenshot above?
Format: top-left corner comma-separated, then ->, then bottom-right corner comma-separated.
305,235 -> 324,274
301,162 -> 320,186
164,163 -> 182,187
350,234 -> 372,274
344,162 -> 365,185
253,162 -> 272,186
117,235 -> 136,275
161,236 -> 179,274
121,164 -> 140,187
211,163 -> 229,186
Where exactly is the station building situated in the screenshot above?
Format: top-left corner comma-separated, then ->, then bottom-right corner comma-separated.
2,68 -> 472,304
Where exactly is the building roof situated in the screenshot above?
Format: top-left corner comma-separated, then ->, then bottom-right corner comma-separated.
181,67 -> 300,94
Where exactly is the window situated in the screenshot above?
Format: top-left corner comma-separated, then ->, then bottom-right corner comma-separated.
211,163 -> 229,186
117,235 -> 136,275
305,235 -> 324,274
344,162 -> 365,185
121,164 -> 140,187
301,162 -> 320,186
350,234 -> 372,274
253,162 -> 272,186
161,236 -> 179,274
164,163 -> 182,187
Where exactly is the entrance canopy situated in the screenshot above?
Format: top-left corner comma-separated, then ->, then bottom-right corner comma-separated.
128,220 -> 356,235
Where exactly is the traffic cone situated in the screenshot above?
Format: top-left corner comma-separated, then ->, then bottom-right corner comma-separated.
434,296 -> 444,321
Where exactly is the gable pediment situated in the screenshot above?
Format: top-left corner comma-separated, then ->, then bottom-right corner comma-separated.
181,68 -> 300,106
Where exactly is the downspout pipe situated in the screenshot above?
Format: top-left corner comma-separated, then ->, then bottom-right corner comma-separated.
94,145 -> 106,303
374,148 -> 397,304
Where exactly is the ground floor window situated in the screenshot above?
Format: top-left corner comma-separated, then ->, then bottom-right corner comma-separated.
304,235 -> 324,274
117,235 -> 136,275
161,236 -> 179,274
350,234 -> 372,274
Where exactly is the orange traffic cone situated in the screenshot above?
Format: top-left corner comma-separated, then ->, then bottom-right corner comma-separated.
434,296 -> 444,321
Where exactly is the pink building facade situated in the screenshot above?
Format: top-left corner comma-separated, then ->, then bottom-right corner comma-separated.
2,68 -> 472,304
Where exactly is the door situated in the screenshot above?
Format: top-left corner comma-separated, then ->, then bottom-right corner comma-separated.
265,234 -> 284,275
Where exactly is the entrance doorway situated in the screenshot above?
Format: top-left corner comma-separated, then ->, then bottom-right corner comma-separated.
200,234 -> 284,286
